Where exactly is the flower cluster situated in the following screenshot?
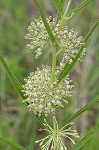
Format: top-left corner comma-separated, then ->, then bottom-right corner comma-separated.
59,28 -> 86,65
22,66 -> 74,116
36,118 -> 79,150
25,16 -> 85,64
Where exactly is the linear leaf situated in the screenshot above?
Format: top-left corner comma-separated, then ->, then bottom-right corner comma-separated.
0,54 -> 26,99
84,19 -> 99,43
52,0 -> 62,19
67,0 -> 94,18
58,19 -> 99,82
34,0 -> 55,44
0,53 -> 45,127
61,95 -> 99,128
72,123 -> 99,150
59,0 -> 65,13
58,0 -> 65,21
0,136 -> 26,150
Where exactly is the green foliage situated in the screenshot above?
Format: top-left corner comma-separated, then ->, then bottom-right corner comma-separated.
61,95 -> 99,128
0,136 -> 27,150
72,123 -> 99,150
67,0 -> 94,18
59,0 -> 65,13
0,54 -> 24,99
80,129 -> 99,150
52,0 -> 62,19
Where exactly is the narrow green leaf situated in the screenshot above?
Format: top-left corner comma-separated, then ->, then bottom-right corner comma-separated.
84,19 -> 99,43
0,54 -> 26,99
52,0 -> 65,21
34,0 -> 55,44
61,95 -> 99,128
0,54 -> 45,128
59,0 -> 65,13
0,136 -> 26,150
52,0 -> 62,19
58,0 -> 65,21
67,0 -> 94,18
72,123 -> 99,150
58,19 -> 99,82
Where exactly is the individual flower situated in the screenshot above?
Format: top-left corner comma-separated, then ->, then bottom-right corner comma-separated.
25,16 -> 85,63
36,118 -> 79,150
22,66 -> 74,116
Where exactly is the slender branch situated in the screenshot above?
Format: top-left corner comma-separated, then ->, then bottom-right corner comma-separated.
52,44 -> 56,83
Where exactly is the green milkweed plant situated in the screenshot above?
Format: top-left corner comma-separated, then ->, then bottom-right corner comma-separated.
0,0 -> 99,150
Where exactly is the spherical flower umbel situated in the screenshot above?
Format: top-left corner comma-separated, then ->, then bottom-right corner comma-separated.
22,66 -> 74,116
25,16 -> 85,64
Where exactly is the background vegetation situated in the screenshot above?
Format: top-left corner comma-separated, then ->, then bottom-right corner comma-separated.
0,0 -> 99,150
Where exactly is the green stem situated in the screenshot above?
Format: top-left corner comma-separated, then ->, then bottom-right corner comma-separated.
52,44 -> 56,83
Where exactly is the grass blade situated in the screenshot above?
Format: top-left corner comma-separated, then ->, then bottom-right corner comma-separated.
33,0 -> 55,45
0,54 -> 26,99
0,136 -> 26,150
58,19 -> 99,82
67,0 -> 94,18
61,95 -> 99,128
72,123 -> 99,150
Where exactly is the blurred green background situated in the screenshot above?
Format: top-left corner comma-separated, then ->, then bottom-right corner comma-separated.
0,0 -> 99,150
